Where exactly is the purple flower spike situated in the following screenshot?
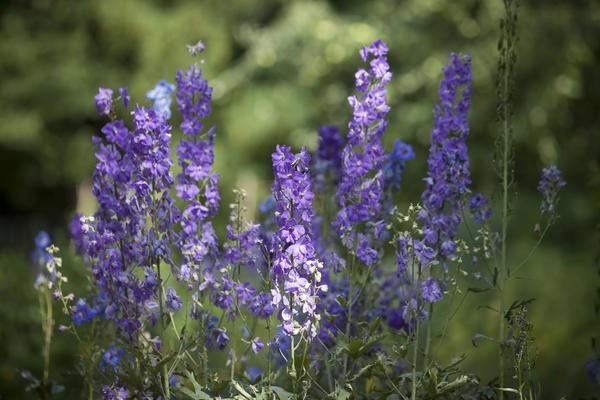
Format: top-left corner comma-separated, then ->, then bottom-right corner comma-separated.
271,145 -> 326,338
420,53 -> 473,264
537,165 -> 566,215
334,39 -> 393,266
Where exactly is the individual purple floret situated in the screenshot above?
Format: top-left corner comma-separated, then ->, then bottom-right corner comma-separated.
71,298 -> 96,326
419,53 -> 473,263
537,165 -> 566,215
384,139 -> 415,191
165,288 -> 183,312
421,277 -> 443,303
270,145 -> 326,338
334,39 -> 392,266
212,328 -> 230,350
118,87 -> 130,109
101,386 -> 129,400
469,192 -> 492,224
100,346 -> 124,372
250,337 -> 264,354
95,87 -> 114,117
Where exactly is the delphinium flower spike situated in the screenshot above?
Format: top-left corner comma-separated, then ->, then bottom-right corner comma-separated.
334,39 -> 392,266
537,165 -> 566,217
419,53 -> 473,280
71,83 -> 179,339
271,145 -> 327,339
174,52 -> 221,299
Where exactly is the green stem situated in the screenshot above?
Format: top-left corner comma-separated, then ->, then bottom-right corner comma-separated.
41,288 -> 53,385
423,304 -> 433,368
343,235 -> 358,378
163,362 -> 171,398
411,318 -> 420,400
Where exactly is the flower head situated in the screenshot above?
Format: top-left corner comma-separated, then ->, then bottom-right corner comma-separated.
420,53 -> 473,263
95,87 -> 114,117
334,39 -> 392,266
271,145 -> 325,338
537,165 -> 566,216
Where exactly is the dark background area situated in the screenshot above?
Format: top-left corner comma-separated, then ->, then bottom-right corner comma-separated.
0,0 -> 598,398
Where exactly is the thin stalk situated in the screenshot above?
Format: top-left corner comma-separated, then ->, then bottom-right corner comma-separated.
163,362 -> 171,398
40,288 -> 53,385
423,304 -> 433,367
499,43 -> 510,394
497,0 -> 518,395
411,318 -> 420,400
410,240 -> 420,400
343,234 -> 358,377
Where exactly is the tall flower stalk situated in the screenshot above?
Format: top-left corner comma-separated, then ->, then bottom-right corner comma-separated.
271,145 -> 326,391
495,1 -> 518,396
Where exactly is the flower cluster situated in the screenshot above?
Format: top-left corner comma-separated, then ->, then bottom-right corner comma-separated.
72,82 -> 180,339
334,39 -> 392,266
31,231 -> 60,289
384,139 -> 415,191
537,165 -> 566,216
271,145 -> 326,338
469,192 -> 492,224
32,38 -> 568,399
419,53 -> 473,263
175,62 -> 220,292
313,125 -> 345,191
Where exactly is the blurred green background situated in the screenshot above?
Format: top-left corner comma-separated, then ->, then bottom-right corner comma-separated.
0,0 -> 598,398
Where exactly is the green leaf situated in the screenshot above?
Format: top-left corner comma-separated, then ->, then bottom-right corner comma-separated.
336,295 -> 347,308
468,286 -> 491,293
272,386 -> 294,400
472,333 -> 497,347
231,380 -> 253,399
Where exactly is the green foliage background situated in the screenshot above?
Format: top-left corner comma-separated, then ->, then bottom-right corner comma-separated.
0,0 -> 598,398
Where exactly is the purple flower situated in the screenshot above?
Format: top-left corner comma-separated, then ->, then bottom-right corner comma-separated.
175,55 -> 220,294
271,145 -> 326,338
419,53 -> 473,265
74,81 -> 179,338
32,231 -> 53,271
212,328 -> 230,350
537,165 -> 566,215
249,292 -> 274,319
100,346 -> 124,372
469,192 -> 492,224
101,386 -> 129,400
384,139 -> 414,190
72,298 -> 96,326
118,87 -> 130,109
313,125 -> 344,191
246,366 -> 262,383
166,288 -> 182,312
334,39 -> 392,266
250,337 -> 264,354
176,64 -> 213,136
421,278 -> 443,303
95,87 -> 113,117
